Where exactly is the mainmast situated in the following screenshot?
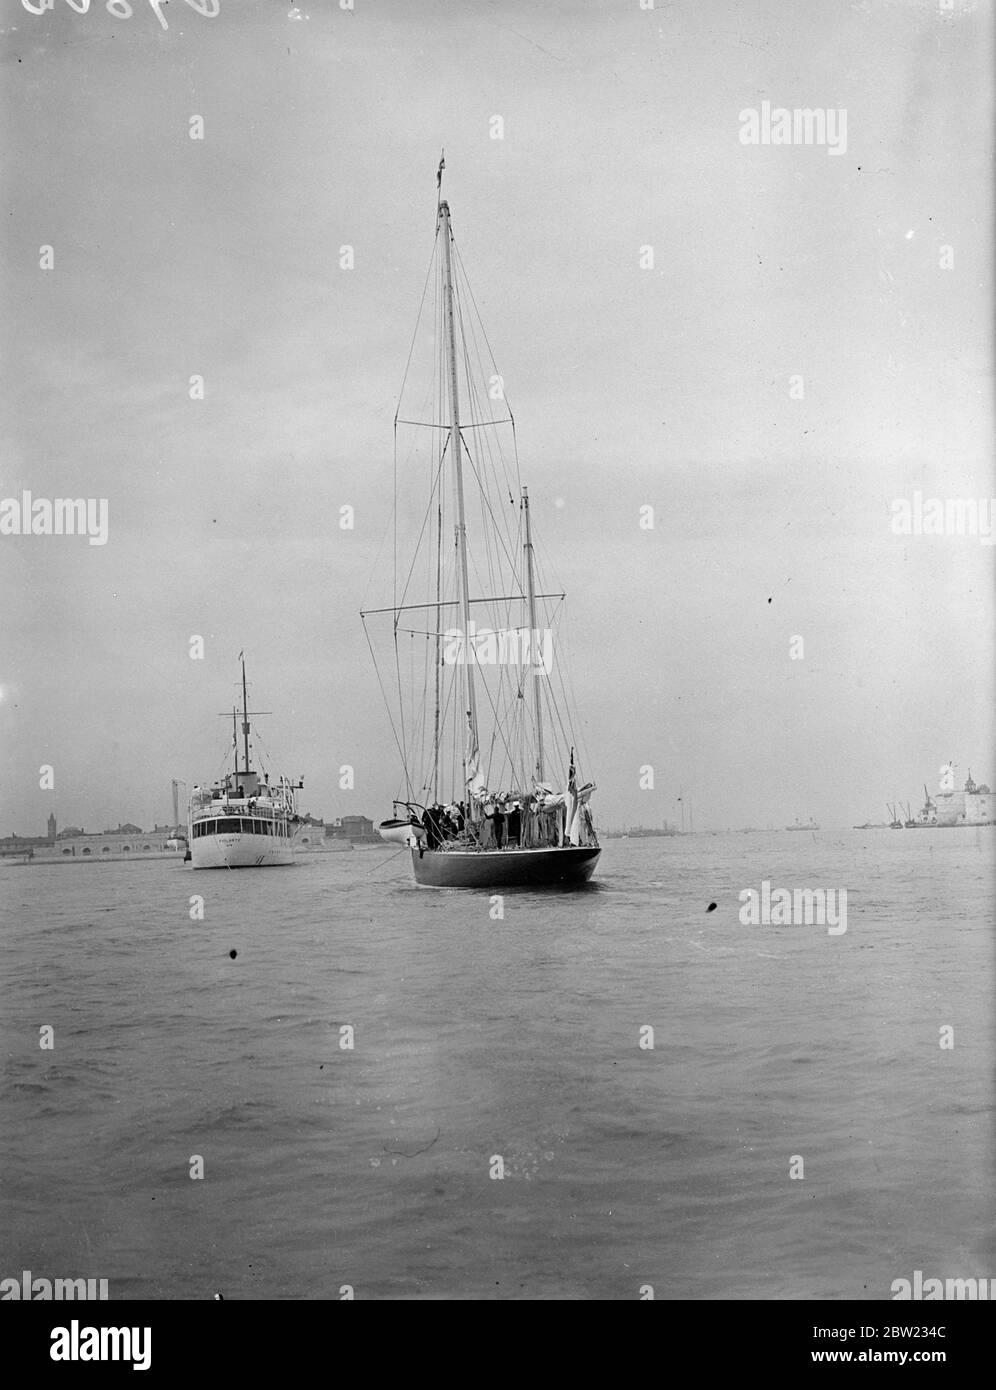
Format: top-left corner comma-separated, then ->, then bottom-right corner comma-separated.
217,660 -> 269,793
241,657 -> 251,775
522,487 -> 545,783
433,491 -> 443,802
438,196 -> 479,791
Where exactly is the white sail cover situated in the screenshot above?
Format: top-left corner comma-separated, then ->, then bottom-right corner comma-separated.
565,750 -> 581,845
466,723 -> 489,801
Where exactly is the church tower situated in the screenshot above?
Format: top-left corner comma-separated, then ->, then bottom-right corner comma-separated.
47,812 -> 57,843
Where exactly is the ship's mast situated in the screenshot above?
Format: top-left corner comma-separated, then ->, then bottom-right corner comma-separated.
241,658 -> 251,775
218,667 -> 269,793
438,197 -> 479,793
433,491 -> 443,802
522,487 -> 545,783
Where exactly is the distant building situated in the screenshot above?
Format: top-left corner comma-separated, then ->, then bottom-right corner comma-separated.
0,813 -> 57,857
35,828 -> 182,859
294,813 -> 325,847
17,817 -> 186,861
934,770 -> 993,827
58,821 -> 144,839
328,815 -> 379,845
0,833 -> 52,857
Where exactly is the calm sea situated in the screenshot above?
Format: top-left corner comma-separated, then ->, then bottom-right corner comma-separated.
2,830 -> 993,1301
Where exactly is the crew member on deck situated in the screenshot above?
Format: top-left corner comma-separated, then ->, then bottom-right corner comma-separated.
422,806 -> 440,849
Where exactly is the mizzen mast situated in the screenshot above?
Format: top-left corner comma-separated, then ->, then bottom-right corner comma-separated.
522,486 -> 545,783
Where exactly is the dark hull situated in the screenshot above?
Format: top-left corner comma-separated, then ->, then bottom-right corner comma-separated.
905,820 -> 996,828
410,844 -> 600,888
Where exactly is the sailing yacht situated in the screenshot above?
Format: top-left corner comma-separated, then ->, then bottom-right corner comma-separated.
187,658 -> 304,868
361,166 -> 600,888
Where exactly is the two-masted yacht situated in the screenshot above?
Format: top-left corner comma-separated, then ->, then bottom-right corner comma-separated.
362,165 -> 600,888
187,659 -> 304,869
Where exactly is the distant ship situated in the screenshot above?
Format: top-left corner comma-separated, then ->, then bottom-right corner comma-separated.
621,823 -> 678,838
187,658 -> 304,869
887,802 -> 904,829
911,785 -> 937,826
785,816 -> 819,831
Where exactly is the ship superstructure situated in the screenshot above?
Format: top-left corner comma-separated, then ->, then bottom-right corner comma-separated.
188,659 -> 304,869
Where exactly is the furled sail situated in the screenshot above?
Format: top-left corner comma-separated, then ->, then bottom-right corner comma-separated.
465,719 -> 489,802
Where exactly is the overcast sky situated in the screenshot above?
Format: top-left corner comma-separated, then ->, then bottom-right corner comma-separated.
1,0 -> 992,835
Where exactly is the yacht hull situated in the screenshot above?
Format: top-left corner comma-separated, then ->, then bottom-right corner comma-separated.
190,833 -> 297,869
411,844 -> 600,888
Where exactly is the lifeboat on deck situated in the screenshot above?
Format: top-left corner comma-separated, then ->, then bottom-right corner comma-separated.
378,818 -> 426,845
